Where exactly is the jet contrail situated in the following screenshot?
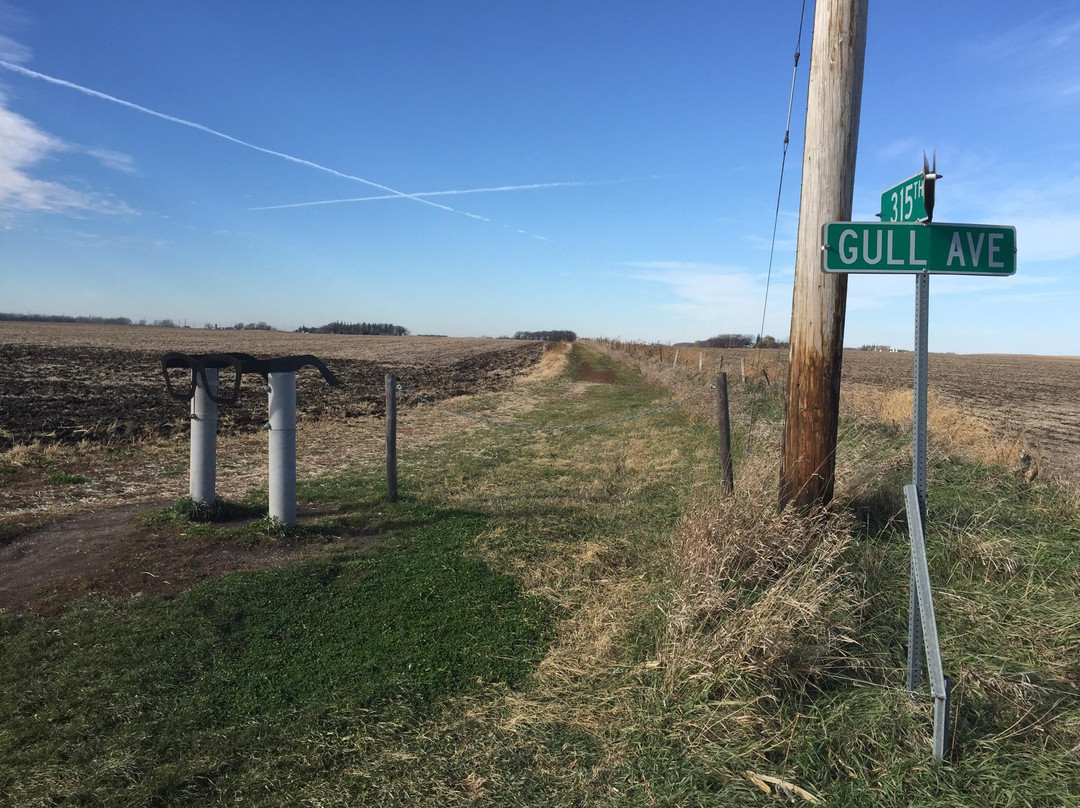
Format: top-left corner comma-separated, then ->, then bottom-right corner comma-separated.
247,178 -> 634,211
0,59 -> 513,227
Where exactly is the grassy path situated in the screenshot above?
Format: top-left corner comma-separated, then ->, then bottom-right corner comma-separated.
0,343 -> 720,806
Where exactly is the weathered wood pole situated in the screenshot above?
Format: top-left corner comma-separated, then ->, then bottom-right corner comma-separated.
385,373 -> 398,502
779,0 -> 868,511
716,373 -> 734,494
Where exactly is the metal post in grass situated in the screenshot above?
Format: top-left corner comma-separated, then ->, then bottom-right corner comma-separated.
190,366 -> 218,504
716,373 -> 734,494
267,371 -> 297,526
386,373 -> 398,502
904,483 -> 951,763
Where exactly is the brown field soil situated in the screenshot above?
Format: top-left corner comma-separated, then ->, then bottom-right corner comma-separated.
0,322 -> 543,450
611,341 -> 1080,484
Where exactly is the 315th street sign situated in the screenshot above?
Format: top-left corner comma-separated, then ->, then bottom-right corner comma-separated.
881,173 -> 928,223
821,222 -> 1017,275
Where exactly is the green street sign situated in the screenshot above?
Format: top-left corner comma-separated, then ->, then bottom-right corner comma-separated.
881,173 -> 927,222
822,222 -> 1016,275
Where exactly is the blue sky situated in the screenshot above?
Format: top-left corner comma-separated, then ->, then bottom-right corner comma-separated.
1,1 -> 1078,353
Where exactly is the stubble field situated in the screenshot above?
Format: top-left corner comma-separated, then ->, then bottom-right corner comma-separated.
842,349 -> 1080,482
618,342 -> 1080,484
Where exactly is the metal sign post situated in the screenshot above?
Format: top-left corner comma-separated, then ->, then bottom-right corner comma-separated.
906,271 -> 928,691
821,157 -> 1016,763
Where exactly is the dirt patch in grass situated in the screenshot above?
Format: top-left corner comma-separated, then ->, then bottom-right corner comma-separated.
0,502 -> 372,615
576,360 -> 616,384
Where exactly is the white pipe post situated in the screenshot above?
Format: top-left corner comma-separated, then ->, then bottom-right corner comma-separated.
267,371 -> 297,526
189,367 -> 218,504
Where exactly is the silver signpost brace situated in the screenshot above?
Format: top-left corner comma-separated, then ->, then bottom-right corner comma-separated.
905,269 -> 951,763
905,482 -> 950,763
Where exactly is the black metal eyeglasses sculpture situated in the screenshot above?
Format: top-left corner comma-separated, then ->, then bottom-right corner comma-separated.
161,352 -> 342,525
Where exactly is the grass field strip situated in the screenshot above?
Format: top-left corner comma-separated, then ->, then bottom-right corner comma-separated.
394,378 -> 718,431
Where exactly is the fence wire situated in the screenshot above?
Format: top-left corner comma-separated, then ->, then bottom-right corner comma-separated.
395,381 -> 717,432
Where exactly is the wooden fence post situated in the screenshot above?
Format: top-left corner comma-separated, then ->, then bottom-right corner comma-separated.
717,373 -> 734,494
386,373 -> 398,502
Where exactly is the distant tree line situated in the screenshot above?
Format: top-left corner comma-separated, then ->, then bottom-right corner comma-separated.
512,330 -> 577,342
0,313 -> 278,330
296,321 -> 409,336
694,333 -> 789,349
0,312 -> 133,326
233,321 -> 274,331
695,333 -> 753,348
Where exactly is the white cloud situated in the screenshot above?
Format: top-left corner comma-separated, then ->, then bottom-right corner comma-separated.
621,261 -> 792,337
846,271 -> 1063,313
0,33 -> 29,64
81,145 -> 136,173
0,89 -> 134,216
1005,214 -> 1080,263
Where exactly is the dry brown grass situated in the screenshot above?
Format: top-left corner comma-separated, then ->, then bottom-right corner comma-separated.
663,456 -> 859,701
843,383 -> 1031,471
518,341 -> 571,383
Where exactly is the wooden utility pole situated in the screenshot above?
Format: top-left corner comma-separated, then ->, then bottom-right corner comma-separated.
779,0 -> 868,511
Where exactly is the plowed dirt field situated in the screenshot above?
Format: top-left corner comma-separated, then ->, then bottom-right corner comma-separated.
0,323 -> 543,450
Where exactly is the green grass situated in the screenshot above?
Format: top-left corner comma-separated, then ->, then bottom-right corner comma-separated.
47,471 -> 89,485
3,343 -> 1080,805
1,486 -> 555,804
152,495 -> 267,523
